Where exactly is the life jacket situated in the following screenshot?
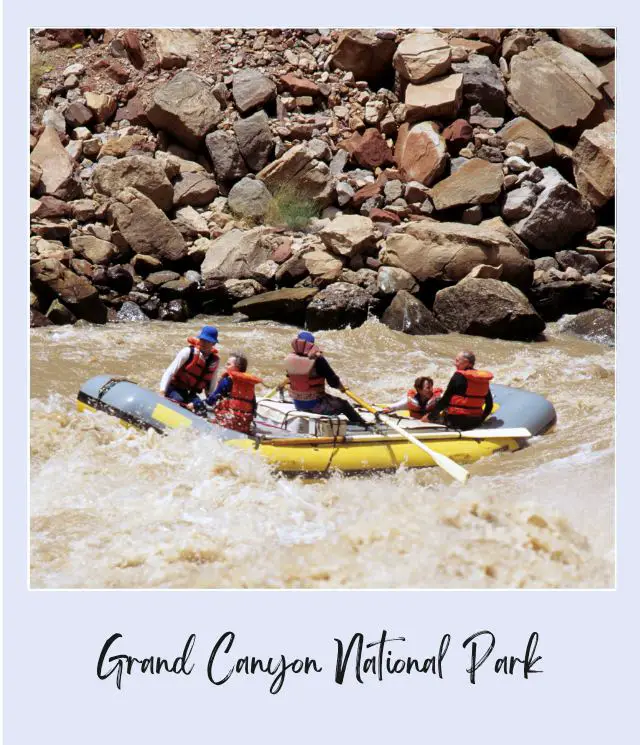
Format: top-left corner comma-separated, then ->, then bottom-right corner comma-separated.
406,387 -> 444,419
213,370 -> 263,434
171,337 -> 219,394
446,369 -> 493,418
284,353 -> 326,402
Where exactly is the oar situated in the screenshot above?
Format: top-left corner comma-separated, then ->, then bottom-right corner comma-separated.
344,389 -> 470,484
263,379 -> 288,400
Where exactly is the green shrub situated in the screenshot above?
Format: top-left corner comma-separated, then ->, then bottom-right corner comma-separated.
265,186 -> 319,231
30,51 -> 52,101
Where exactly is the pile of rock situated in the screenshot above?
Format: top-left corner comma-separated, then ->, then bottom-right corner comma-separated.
30,27 -> 615,341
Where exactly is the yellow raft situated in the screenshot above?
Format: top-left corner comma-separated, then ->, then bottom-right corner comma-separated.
77,376 -> 556,476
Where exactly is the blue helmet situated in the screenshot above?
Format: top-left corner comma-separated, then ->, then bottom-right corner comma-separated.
197,326 -> 218,344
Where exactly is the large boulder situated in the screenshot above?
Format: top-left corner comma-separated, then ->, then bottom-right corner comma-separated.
393,32 -> 452,83
331,30 -> 396,83
200,227 -> 273,281
498,117 -> 555,164
556,29 -> 615,58
561,308 -> 614,345
233,287 -> 318,323
233,111 -> 274,172
529,278 -> 611,321
30,258 -> 108,324
318,215 -> 376,258
502,183 -> 539,221
172,172 -> 218,207
205,130 -> 248,183
227,177 -> 273,220
232,69 -> 276,115
93,155 -> 174,211
394,121 -> 447,185
429,158 -> 503,210
257,143 -> 334,209
405,74 -> 463,121
572,120 -> 615,208
154,29 -> 201,69
302,250 -> 344,282
377,266 -> 418,295
433,278 -> 545,340
108,187 -> 188,262
30,126 -> 75,197
147,71 -> 223,149
451,55 -> 506,116
512,167 -> 596,254
507,41 -> 606,132
381,218 -> 533,289
381,290 -> 447,335
305,281 -> 374,331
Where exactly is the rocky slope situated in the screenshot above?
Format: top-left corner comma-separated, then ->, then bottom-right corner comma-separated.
29,27 -> 615,341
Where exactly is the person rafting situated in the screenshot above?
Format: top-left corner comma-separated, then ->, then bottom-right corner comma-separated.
283,331 -> 368,427
380,376 -> 443,420
207,353 -> 262,434
428,351 -> 494,430
159,326 -> 220,415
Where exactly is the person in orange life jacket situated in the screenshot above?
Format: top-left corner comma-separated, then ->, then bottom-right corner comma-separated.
159,326 -> 220,415
283,331 -> 368,427
380,376 -> 443,420
207,353 -> 263,434
428,351 -> 494,430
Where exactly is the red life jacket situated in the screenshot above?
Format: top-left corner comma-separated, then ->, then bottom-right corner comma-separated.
406,387 -> 444,419
213,369 -> 263,434
446,369 -> 493,418
284,353 -> 326,402
171,337 -> 219,394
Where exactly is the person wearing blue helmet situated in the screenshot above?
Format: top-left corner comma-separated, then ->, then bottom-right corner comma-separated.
283,331 -> 368,427
159,326 -> 220,415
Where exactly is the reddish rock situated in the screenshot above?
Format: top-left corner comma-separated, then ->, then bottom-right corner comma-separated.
352,173 -> 389,209
114,95 -> 149,126
343,128 -> 394,169
395,121 -> 447,185
442,119 -> 473,154
123,30 -> 145,68
64,102 -> 94,128
279,74 -> 322,97
271,238 -> 293,264
33,196 -> 73,219
369,208 -> 401,224
107,62 -> 130,83
48,29 -> 86,46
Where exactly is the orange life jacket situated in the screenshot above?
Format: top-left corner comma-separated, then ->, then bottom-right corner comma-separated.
446,369 -> 493,418
284,353 -> 326,402
213,369 -> 263,434
171,337 -> 219,394
406,387 -> 444,419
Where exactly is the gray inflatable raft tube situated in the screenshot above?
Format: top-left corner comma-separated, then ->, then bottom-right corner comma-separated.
77,376 -> 556,440
77,374 -> 248,440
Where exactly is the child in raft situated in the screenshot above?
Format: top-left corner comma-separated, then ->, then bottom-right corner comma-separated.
207,352 -> 263,434
381,376 -> 443,421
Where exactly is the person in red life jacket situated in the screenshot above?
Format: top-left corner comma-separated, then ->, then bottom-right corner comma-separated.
283,331 -> 368,427
207,353 -> 263,434
428,351 -> 494,430
159,326 -> 220,415
380,376 -> 443,420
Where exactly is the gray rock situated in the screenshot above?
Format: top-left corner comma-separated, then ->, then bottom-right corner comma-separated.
172,172 -> 218,207
116,301 -> 149,323
227,177 -> 273,220
233,287 -> 318,323
147,71 -> 223,149
555,250 -> 600,276
561,308 -> 614,346
452,55 -> 506,116
381,290 -> 448,335
502,184 -> 538,221
205,130 -> 248,183
512,167 -> 596,254
232,69 -> 276,114
377,266 -> 418,294
234,111 -> 275,172
434,277 -> 545,340
305,281 -> 374,331
158,299 -> 189,322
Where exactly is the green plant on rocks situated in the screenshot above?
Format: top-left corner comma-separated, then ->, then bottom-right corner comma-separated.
30,50 -> 52,102
265,186 -> 319,231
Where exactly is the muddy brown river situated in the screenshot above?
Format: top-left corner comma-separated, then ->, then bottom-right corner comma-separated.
30,316 -> 614,589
